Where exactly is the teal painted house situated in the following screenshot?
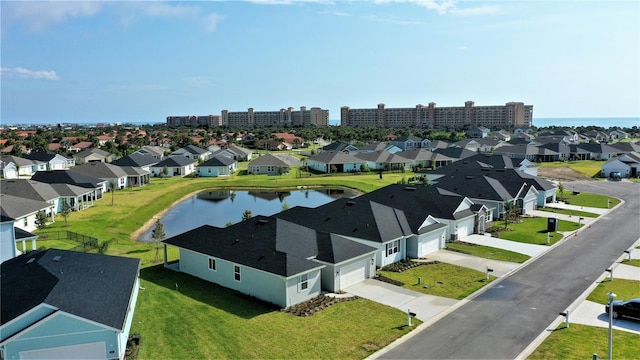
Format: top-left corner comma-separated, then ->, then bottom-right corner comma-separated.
1,249 -> 141,360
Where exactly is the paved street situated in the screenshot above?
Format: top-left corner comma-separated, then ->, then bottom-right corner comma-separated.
373,181 -> 640,360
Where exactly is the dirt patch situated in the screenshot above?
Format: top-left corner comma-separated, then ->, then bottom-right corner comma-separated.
537,167 -> 594,182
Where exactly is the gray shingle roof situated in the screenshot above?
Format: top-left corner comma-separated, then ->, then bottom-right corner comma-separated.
0,193 -> 52,219
31,170 -> 104,189
153,155 -> 197,168
198,156 -> 236,167
111,153 -> 159,167
248,153 -> 289,167
308,151 -> 363,165
1,249 -> 140,330
1,179 -> 59,202
70,162 -> 128,179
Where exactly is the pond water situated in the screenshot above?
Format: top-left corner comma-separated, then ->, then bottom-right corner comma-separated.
138,188 -> 359,241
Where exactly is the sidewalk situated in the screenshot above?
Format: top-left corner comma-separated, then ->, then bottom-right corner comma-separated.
526,209 -> 596,225
462,234 -> 548,257
544,202 -> 612,215
420,249 -> 520,277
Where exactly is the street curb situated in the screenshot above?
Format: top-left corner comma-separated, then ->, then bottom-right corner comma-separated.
515,235 -> 640,359
369,197 -> 625,360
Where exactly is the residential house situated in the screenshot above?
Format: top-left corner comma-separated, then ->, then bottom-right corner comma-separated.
318,142 -> 358,154
609,129 -> 629,139
609,142 -> 640,153
272,133 -> 304,148
247,154 -> 290,175
601,152 -> 640,178
214,144 -> 253,161
582,130 -> 610,143
149,155 -> 197,178
433,147 -> 478,161
492,130 -> 512,141
0,249 -> 141,360
134,145 -> 166,160
24,152 -> 75,170
67,141 -> 93,153
74,148 -> 114,165
306,151 -> 364,173
395,148 -> 453,170
0,193 -> 54,234
359,184 -> 479,248
354,142 -> 402,155
111,153 -> 159,172
389,135 -> 423,151
171,145 -> 211,162
493,144 -> 559,162
0,155 -> 47,178
31,170 -> 106,201
162,216 -> 377,307
197,156 -> 237,177
117,166 -> 150,187
0,211 -> 38,263
0,179 -> 88,215
467,126 -> 490,139
70,162 -> 128,190
575,143 -> 622,161
353,151 -> 409,171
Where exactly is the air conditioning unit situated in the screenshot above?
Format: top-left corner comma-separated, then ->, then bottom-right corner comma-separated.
450,234 -> 459,241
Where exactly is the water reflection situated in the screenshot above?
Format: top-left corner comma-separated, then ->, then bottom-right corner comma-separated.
138,188 -> 357,241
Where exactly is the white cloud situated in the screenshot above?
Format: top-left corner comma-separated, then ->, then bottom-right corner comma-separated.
203,13 -> 225,32
334,12 -> 352,17
450,5 -> 502,17
2,1 -> 104,32
373,0 -> 455,15
1,67 -> 60,80
244,0 -> 335,4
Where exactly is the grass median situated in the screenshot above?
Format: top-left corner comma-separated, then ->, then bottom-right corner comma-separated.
496,217 -> 582,245
445,242 -> 530,263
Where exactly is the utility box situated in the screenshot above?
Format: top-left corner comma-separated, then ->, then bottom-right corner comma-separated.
547,217 -> 558,232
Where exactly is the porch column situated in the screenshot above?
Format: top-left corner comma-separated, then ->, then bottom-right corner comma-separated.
32,238 -> 37,250
22,240 -> 26,252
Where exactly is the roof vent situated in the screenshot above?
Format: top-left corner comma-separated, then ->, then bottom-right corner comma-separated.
352,227 -> 358,233
466,176 -> 474,180
496,169 -> 505,172
26,258 -> 36,265
404,187 -> 416,191
257,219 -> 268,226
346,200 -> 356,206
258,255 -> 265,261
52,255 -> 61,262
233,239 -> 240,245
325,217 -> 331,222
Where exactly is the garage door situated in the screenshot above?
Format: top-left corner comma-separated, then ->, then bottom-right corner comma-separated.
20,341 -> 106,359
51,163 -> 64,170
522,200 -> 535,214
420,237 -> 440,256
457,226 -> 469,239
339,260 -> 368,289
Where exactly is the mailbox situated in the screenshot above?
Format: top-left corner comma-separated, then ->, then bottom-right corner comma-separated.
547,217 -> 558,232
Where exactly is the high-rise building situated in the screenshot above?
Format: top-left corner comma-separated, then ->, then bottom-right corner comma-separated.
220,106 -> 329,127
166,115 -> 222,127
340,101 -> 533,129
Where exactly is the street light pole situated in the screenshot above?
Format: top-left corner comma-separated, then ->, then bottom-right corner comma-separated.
608,292 -> 616,360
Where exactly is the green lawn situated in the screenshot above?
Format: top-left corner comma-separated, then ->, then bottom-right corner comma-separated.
586,279 -> 640,305
497,217 -> 581,245
133,266 -> 418,359
528,324 -> 640,360
377,262 -> 495,300
445,242 -> 530,263
558,190 -> 620,209
539,207 -> 599,218
621,259 -> 640,267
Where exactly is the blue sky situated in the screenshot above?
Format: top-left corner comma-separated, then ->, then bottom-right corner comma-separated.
1,1 -> 638,125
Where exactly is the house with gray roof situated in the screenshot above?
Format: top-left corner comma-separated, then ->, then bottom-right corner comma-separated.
134,145 -> 165,160
24,152 -> 74,170
0,193 -> 54,234
162,215 -> 377,307
149,155 -> 197,178
576,143 -> 624,160
601,151 -> 640,179
493,144 -> 559,162
73,148 -> 114,165
306,151 -> 364,173
0,155 -> 47,179
247,153 -> 290,175
31,170 -> 106,201
0,249 -> 141,360
1,179 -> 94,214
396,148 -> 453,170
353,150 -> 410,171
111,153 -> 158,171
197,156 -> 237,177
70,162 -> 129,190
171,145 -> 211,162
0,209 -> 38,263
389,135 -> 424,151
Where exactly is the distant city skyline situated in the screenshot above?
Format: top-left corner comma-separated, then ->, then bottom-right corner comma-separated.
1,1 -> 638,125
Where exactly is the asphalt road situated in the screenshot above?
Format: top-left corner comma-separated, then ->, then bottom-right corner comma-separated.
379,180 -> 640,360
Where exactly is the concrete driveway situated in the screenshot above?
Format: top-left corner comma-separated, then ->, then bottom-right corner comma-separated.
345,279 -> 458,322
421,250 -> 520,277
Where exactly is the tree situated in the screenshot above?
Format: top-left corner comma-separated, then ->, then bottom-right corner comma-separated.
162,165 -> 169,178
242,209 -> 253,221
109,179 -> 118,206
35,211 -> 47,230
557,181 -> 565,201
60,199 -> 72,227
152,219 -> 166,263
503,201 -> 521,230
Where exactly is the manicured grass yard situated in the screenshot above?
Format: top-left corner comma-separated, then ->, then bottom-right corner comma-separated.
558,190 -> 620,209
527,324 -> 640,360
539,207 -> 599,218
586,279 -> 640,305
377,262 -> 495,300
496,217 -> 581,245
445,242 -> 530,263
621,259 -> 640,267
133,266 -> 418,359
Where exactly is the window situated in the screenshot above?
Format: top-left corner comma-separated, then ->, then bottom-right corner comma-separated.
208,258 -> 216,271
24,217 -> 28,226
234,265 -> 241,281
386,240 -> 400,256
298,274 -> 308,292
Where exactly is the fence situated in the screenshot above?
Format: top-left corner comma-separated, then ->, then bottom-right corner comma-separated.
38,230 -> 101,253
